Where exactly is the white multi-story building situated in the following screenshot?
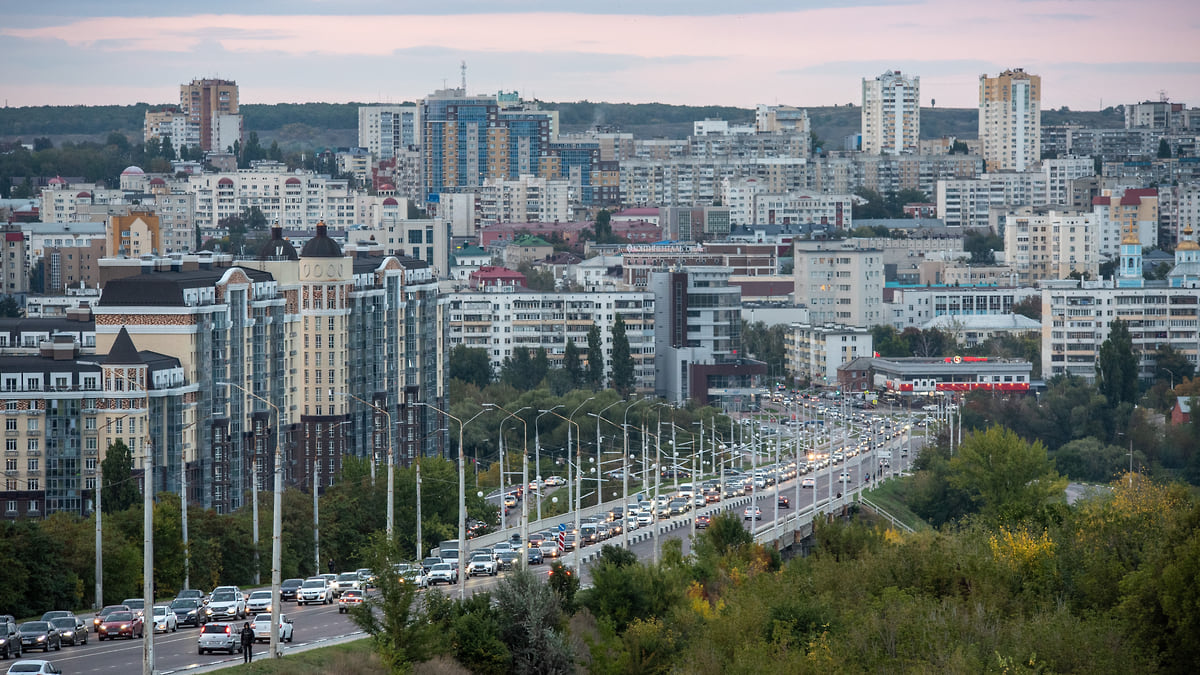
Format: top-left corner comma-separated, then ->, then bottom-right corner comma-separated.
793,240 -> 885,327
887,286 -> 1039,330
1042,156 -> 1095,205
937,172 -> 1048,229
751,192 -> 853,229
1041,243 -> 1200,380
1004,207 -> 1099,284
442,289 -> 656,390
358,105 -> 421,159
188,164 -> 359,230
478,175 -> 571,226
788,323 -> 873,386
979,69 -> 1042,172
346,216 -> 451,277
1162,183 -> 1200,247
755,104 -> 810,135
861,70 -> 920,155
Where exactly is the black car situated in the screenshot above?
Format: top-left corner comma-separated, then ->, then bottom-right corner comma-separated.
49,617 -> 89,646
18,621 -> 61,652
496,550 -> 520,571
169,598 -> 207,627
0,619 -> 21,659
280,578 -> 304,602
526,547 -> 544,565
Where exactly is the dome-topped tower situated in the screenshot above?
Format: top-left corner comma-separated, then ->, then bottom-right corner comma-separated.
257,223 -> 298,261
1169,225 -> 1200,288
300,221 -> 342,258
1117,224 -> 1144,288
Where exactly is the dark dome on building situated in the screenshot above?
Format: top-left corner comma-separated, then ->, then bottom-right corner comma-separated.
258,225 -> 299,261
218,177 -> 234,186
76,191 -> 91,198
382,197 -> 398,206
286,177 -> 302,185
300,221 -> 342,258
149,177 -> 166,186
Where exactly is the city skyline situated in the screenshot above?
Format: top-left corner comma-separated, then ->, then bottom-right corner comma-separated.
2,0 -> 1198,110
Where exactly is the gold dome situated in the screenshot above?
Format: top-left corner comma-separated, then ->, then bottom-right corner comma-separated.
1179,225 -> 1200,251
1121,227 -> 1140,245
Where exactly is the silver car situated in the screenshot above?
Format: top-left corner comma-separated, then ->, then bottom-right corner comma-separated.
196,623 -> 242,655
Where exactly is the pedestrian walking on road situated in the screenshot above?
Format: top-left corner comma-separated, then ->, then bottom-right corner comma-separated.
240,622 -> 255,663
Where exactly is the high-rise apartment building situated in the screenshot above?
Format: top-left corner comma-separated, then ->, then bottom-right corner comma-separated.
1004,207 -> 1099,284
180,78 -> 241,153
979,69 -> 1042,172
793,240 -> 885,327
2,224 -> 28,297
862,70 -> 920,155
359,105 -> 421,159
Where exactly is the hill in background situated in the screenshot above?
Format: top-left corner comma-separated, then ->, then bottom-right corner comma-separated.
0,101 -> 1124,152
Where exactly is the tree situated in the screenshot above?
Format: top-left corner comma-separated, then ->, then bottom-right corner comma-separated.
594,208 -> 616,244
610,315 -> 635,396
516,262 -> 556,291
1098,319 -> 1138,406
348,535 -> 436,671
494,565 -> 574,672
964,230 -> 1004,264
531,347 -> 550,389
1012,296 -> 1041,321
1154,344 -> 1194,389
0,295 -> 21,318
563,339 -> 583,389
870,324 -> 908,358
587,325 -> 605,390
500,348 -> 534,390
449,344 -> 493,388
948,426 -> 1066,523
1158,138 -> 1172,159
101,440 -> 140,513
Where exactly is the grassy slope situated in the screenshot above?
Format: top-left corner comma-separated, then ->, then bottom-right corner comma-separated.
859,476 -> 931,532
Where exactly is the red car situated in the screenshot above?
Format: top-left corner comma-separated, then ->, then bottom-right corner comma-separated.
98,611 -> 143,640
695,514 -> 711,529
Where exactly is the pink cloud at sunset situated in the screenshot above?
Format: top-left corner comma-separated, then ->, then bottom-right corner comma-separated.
2,0 -> 1197,108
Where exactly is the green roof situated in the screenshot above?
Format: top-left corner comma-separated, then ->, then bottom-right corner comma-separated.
511,235 -> 552,247
456,245 -> 488,257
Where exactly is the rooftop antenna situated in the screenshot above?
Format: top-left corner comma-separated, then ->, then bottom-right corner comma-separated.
1159,89 -> 1169,103
460,60 -> 467,94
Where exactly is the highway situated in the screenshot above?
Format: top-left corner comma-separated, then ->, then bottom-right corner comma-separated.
49,408 -> 921,673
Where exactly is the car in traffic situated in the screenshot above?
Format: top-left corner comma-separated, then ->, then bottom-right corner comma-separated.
151,606 -> 177,634
338,589 -> 365,614
45,618 -> 85,648
245,590 -> 273,615
333,572 -> 361,596
206,591 -> 246,620
801,477 -> 815,488
121,598 -> 146,619
668,499 -> 690,516
5,661 -> 64,675
91,605 -> 129,633
743,506 -> 763,521
778,495 -> 790,508
169,598 -> 207,628
356,568 -> 375,587
496,550 -> 521,571
398,568 -> 428,588
297,578 -> 333,605
636,510 -> 654,526
695,514 -> 711,529
175,589 -> 205,604
280,578 -> 304,602
1,619 -> 22,659
427,563 -> 458,585
97,611 -> 142,641
196,623 -> 242,655
16,623 -> 59,653
36,613 -> 71,625
467,553 -> 497,577
251,613 -> 293,643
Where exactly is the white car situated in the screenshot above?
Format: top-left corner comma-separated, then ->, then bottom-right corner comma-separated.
5,661 -> 63,675
205,591 -> 245,620
245,590 -> 273,615
467,554 -> 497,577
297,578 -> 332,605
251,613 -> 293,644
151,606 -> 177,633
427,563 -> 458,585
636,511 -> 654,526
332,572 -> 361,596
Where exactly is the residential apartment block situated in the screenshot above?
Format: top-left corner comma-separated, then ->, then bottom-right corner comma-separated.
187,164 -> 358,231
862,70 -> 920,155
1004,207 -> 1099,285
358,105 -> 421,159
979,69 -> 1042,172
442,289 -> 656,391
788,323 -> 874,386
2,224 -> 28,297
1092,187 -> 1159,257
793,240 -> 885,327
886,286 -> 1039,330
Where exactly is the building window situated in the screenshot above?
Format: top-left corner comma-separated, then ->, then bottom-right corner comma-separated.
27,458 -> 38,472
27,439 -> 38,452
27,419 -> 38,431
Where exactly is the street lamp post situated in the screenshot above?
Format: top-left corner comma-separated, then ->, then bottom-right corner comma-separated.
218,381 -> 283,660
179,419 -> 199,591
93,412 -> 133,611
488,405 -> 529,555
568,398 -> 594,571
621,399 -> 646,549
416,402 -> 490,601
333,392 -> 394,540
535,406 -> 564,524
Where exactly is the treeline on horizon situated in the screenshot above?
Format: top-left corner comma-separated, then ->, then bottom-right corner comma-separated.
0,100 -> 1124,142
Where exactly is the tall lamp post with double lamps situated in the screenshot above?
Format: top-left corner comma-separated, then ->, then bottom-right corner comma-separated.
487,405 -> 529,552
416,402 -> 490,600
217,381 -> 283,660
534,406 -> 564,523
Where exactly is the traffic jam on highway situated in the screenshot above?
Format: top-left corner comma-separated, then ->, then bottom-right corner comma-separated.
0,392 -> 925,674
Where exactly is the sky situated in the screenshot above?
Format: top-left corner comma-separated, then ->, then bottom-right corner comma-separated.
2,0 -> 1198,110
